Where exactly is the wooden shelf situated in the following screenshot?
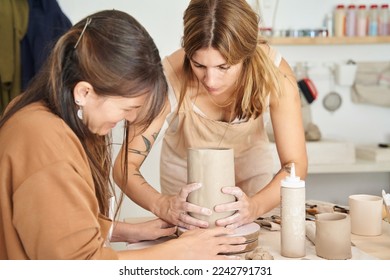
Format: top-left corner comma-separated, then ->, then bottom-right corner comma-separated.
268,36 -> 390,45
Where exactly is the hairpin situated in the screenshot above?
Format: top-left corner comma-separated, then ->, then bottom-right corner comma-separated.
74,17 -> 92,49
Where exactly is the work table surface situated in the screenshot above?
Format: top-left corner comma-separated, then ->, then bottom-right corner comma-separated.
123,206 -> 390,260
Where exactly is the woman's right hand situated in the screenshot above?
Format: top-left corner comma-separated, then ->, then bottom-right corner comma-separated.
118,225 -> 247,259
169,226 -> 247,259
156,183 -> 213,229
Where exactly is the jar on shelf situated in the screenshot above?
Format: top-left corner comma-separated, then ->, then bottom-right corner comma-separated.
325,13 -> 333,37
356,5 -> 367,37
334,4 -> 346,37
368,4 -> 379,36
379,4 -> 389,36
346,4 -> 357,37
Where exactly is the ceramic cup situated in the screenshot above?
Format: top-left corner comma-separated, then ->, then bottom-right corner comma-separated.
349,194 -> 383,236
315,213 -> 352,260
187,148 -> 236,227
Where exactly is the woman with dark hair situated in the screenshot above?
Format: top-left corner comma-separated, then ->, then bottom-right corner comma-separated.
0,9 -> 245,260
114,0 -> 307,230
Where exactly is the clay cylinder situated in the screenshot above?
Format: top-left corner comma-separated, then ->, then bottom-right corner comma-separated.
187,148 -> 236,227
315,213 -> 352,260
349,194 -> 383,236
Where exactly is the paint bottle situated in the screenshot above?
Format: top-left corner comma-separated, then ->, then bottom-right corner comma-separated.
281,162 -> 306,258
368,4 -> 379,36
379,4 -> 389,36
356,5 -> 367,37
334,4 -> 346,37
346,4 -> 357,37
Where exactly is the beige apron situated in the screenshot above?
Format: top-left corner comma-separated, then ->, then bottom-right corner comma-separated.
160,50 -> 280,197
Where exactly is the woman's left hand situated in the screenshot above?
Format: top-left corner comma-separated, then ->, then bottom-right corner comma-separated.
213,186 -> 255,229
135,219 -> 177,242
115,218 -> 177,244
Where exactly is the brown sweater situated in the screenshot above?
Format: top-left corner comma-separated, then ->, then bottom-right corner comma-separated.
0,102 -> 118,259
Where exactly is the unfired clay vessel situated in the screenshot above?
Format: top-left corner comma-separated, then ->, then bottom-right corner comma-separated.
349,194 -> 383,236
187,148 -> 236,227
315,212 -> 352,260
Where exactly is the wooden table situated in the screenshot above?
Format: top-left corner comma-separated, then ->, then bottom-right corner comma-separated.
350,220 -> 390,260
254,221 -> 386,260
124,211 -> 390,260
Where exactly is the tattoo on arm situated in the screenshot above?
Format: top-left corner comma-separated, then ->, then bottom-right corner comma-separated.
128,131 -> 160,158
132,170 -> 148,185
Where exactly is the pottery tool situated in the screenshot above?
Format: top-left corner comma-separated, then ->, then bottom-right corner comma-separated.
256,215 -> 281,231
305,202 -> 349,215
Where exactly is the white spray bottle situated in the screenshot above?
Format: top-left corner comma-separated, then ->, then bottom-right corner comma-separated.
280,162 -> 306,258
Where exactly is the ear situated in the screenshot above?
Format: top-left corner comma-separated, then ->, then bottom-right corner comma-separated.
73,81 -> 93,105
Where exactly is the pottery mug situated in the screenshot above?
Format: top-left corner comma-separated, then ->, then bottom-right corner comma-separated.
315,212 -> 352,260
187,148 -> 236,227
349,194 -> 383,236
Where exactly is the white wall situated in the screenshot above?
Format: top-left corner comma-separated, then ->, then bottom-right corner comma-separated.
251,0 -> 390,144
57,0 -> 390,215
57,0 -> 189,57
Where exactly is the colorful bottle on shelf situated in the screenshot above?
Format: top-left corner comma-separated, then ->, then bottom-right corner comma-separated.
356,5 -> 368,37
379,4 -> 389,36
334,4 -> 346,37
346,4 -> 357,37
280,163 -> 306,258
368,4 -> 379,36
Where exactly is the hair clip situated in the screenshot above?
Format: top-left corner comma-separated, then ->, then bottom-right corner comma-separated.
74,17 -> 92,49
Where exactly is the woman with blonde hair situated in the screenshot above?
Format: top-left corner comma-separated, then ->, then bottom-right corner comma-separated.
114,0 -> 307,230
0,9 -> 245,260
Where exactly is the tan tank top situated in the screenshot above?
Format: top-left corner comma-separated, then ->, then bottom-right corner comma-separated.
160,49 -> 281,197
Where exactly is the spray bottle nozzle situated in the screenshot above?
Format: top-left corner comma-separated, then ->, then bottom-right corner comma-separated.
290,162 -> 296,178
286,162 -> 300,182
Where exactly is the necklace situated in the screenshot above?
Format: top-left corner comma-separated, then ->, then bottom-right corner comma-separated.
204,91 -> 237,123
206,92 -> 235,108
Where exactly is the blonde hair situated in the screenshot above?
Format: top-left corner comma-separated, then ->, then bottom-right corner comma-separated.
180,0 -> 284,120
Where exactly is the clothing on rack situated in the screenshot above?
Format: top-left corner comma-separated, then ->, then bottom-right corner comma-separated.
0,0 -> 29,113
21,0 -> 72,91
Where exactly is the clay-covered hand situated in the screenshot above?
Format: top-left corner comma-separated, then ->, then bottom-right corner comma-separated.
157,183 -> 212,229
214,186 -> 255,229
170,226 -> 247,259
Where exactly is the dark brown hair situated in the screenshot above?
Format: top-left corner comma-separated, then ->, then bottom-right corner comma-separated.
0,10 -> 167,217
